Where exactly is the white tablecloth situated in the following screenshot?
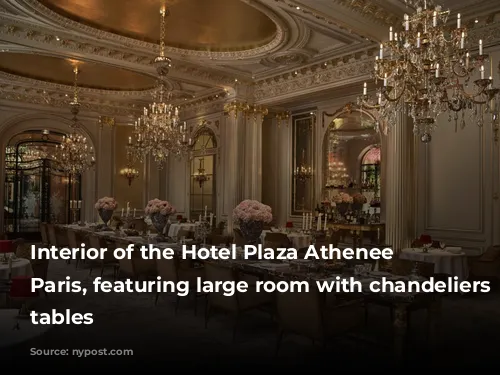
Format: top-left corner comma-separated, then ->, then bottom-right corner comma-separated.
168,223 -> 197,238
261,231 -> 312,249
0,309 -> 51,348
400,248 -> 469,281
0,257 -> 33,279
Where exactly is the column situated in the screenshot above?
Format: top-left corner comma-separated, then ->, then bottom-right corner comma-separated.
244,108 -> 266,201
224,104 -> 246,232
385,113 -> 418,252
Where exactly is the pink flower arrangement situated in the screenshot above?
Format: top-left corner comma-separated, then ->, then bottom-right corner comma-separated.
233,200 -> 272,223
144,198 -> 176,216
352,193 -> 367,204
94,197 -> 118,211
333,192 -> 352,204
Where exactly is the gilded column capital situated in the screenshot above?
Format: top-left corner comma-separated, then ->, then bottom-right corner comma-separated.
98,116 -> 115,129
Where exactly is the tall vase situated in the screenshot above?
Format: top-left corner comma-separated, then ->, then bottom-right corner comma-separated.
239,220 -> 264,246
98,209 -> 114,231
337,202 -> 349,216
150,213 -> 169,241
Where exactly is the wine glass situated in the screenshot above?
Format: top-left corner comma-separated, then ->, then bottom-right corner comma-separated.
439,241 -> 446,250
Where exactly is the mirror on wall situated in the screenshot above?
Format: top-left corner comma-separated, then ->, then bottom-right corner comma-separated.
3,130 -> 81,238
291,112 -> 315,215
189,128 -> 217,219
322,108 -> 381,210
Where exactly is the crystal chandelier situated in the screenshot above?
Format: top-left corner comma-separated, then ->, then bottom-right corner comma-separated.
325,161 -> 350,189
193,158 -> 209,188
128,4 -> 189,168
294,149 -> 313,182
55,67 -> 95,175
358,0 -> 499,142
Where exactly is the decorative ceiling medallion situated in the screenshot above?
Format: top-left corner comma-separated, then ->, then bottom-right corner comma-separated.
261,52 -> 310,67
0,52 -> 156,91
21,0 -> 287,60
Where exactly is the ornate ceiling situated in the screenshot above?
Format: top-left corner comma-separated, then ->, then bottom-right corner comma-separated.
0,0 -> 499,117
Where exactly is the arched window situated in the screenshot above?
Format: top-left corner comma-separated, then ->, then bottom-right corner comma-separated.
360,145 -> 381,192
190,128 -> 217,219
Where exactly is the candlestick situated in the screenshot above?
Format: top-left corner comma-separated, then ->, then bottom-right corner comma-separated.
128,136 -> 132,145
379,44 -> 383,59
457,13 -> 461,29
121,208 -> 124,217
417,32 -> 421,48
479,39 -> 483,55
389,27 -> 393,41
466,52 -> 469,69
433,11 -> 437,27
394,32 -> 398,41
133,209 -> 136,218
209,213 -> 213,227
383,73 -> 387,87
204,206 -> 207,218
323,214 -> 327,231
481,65 -> 485,79
317,214 -> 322,231
404,14 -> 409,31
199,214 -> 202,223
378,92 -> 382,105
363,82 -> 367,95
435,63 -> 439,78
460,32 -> 464,49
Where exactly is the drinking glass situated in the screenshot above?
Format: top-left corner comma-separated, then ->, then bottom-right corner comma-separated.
439,241 -> 446,250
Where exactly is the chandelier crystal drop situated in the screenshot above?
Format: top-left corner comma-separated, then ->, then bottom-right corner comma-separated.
358,0 -> 500,142
54,67 -> 95,176
128,4 -> 190,168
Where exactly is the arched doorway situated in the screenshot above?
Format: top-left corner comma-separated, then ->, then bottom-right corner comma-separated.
3,130 -> 81,239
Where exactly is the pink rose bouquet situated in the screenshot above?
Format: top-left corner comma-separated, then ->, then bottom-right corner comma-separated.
94,197 -> 118,211
340,192 -> 353,203
233,200 -> 272,223
145,198 -> 176,216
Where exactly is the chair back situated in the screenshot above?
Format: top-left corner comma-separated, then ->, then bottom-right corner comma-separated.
264,232 -> 291,248
275,281 -> 323,339
233,228 -> 246,247
67,229 -> 79,248
46,224 -> 58,246
156,255 -> 179,282
40,223 -> 49,245
204,262 -> 238,311
31,260 -> 49,281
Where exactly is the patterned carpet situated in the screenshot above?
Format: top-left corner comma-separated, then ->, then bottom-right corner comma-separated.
2,259 -> 500,371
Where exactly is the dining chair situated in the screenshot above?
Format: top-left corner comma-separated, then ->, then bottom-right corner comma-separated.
88,235 -> 119,279
264,232 -> 291,248
275,280 -> 364,353
204,261 -> 273,342
155,253 -> 204,314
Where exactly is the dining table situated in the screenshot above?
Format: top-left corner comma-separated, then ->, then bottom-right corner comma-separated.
400,247 -> 469,281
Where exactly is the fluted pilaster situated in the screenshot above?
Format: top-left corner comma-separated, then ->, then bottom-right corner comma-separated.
385,113 -> 418,252
244,107 -> 267,201
224,106 -> 246,232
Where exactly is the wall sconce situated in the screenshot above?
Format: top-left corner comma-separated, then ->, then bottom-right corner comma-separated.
120,165 -> 139,186
193,158 -> 209,188
98,116 -> 115,128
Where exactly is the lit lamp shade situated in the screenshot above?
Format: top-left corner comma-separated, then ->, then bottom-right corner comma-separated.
285,221 -> 294,228
9,276 -> 38,298
0,240 -> 13,254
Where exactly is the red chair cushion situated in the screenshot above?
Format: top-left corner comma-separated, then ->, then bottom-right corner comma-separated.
0,240 -> 13,254
9,276 -> 38,298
